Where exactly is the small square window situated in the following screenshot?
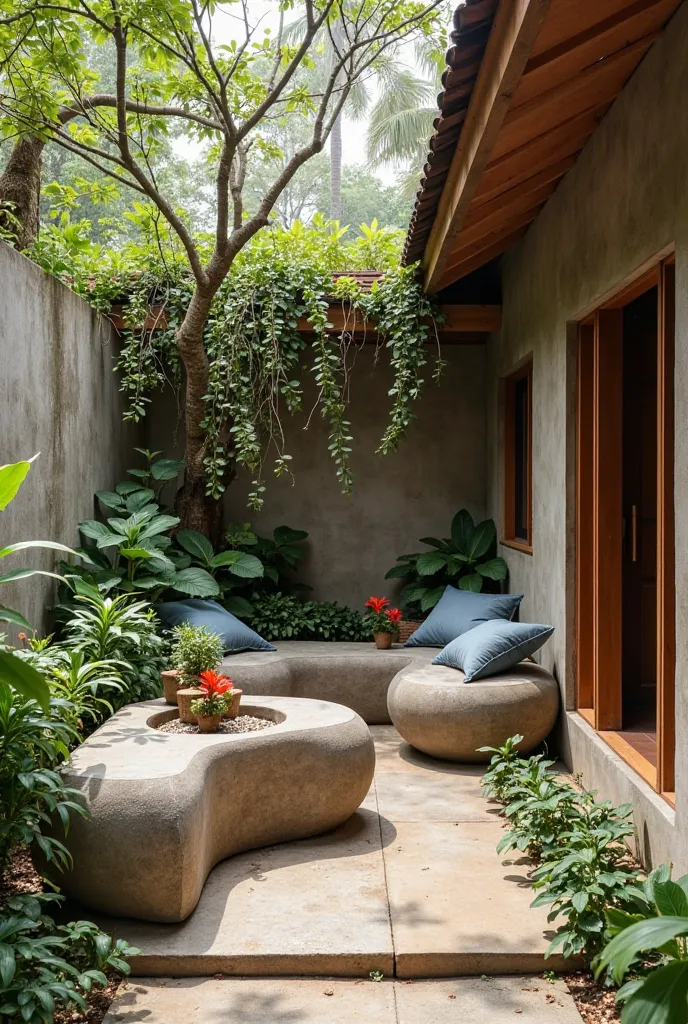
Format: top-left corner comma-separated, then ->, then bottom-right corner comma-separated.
504,361 -> 532,550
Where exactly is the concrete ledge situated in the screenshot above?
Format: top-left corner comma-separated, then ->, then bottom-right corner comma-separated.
387,662 -> 560,762
59,696 -> 375,923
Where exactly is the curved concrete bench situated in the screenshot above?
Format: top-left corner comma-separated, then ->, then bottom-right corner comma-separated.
59,696 -> 374,923
387,661 -> 560,762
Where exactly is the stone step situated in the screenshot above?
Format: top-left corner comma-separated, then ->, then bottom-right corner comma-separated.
104,976 -> 585,1023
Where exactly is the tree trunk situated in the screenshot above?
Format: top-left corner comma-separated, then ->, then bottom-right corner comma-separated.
329,113 -> 343,222
0,136 -> 44,250
174,284 -> 227,542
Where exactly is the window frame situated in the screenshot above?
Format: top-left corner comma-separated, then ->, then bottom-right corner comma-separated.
502,359 -> 533,554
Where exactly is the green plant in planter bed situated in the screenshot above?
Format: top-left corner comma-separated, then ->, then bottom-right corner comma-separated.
385,509 -> 508,616
246,593 -> 368,643
224,522 -> 310,596
170,624 -> 224,682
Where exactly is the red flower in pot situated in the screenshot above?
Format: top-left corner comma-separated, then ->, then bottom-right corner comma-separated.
198,670 -> 243,721
364,597 -> 402,649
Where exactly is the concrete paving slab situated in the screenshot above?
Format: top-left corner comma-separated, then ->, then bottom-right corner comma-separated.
394,977 -> 583,1023
370,726 -> 485,776
375,771 -> 498,822
105,809 -> 394,977
382,821 -> 569,977
104,977 -> 584,1023
105,977 -> 396,1022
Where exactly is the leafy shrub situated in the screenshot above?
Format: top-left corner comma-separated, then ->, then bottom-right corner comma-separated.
0,686 -> 85,875
170,624 -> 224,679
385,509 -> 508,616
245,593 -> 368,642
482,736 -> 646,966
41,650 -> 124,736
224,523 -> 310,596
173,529 -> 263,617
597,863 -> 688,1023
0,892 -> 139,1024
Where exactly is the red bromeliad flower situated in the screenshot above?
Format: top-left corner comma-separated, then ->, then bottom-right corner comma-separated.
365,596 -> 390,614
199,669 -> 234,697
385,608 -> 402,624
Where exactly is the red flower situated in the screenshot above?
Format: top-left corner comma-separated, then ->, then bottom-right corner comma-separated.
199,669 -> 234,697
385,608 -> 402,624
365,596 -> 390,614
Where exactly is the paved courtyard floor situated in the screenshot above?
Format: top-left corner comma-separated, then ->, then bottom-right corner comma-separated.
100,726 -> 584,1020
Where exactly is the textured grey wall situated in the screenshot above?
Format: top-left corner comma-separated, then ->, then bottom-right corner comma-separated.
148,344 -> 487,608
0,242 -> 138,635
485,4 -> 688,867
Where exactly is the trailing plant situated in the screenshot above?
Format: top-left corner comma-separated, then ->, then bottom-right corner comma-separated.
386,509 -> 508,616
245,593 -> 368,643
0,685 -> 85,875
0,891 -> 138,1024
224,523 -> 310,596
170,625 -> 224,681
597,863 -> 688,1024
364,597 -> 402,636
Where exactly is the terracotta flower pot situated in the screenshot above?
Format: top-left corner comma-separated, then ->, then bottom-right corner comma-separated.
177,687 -> 204,724
222,689 -> 243,720
373,632 -> 393,650
162,668 -> 184,705
197,714 -> 221,734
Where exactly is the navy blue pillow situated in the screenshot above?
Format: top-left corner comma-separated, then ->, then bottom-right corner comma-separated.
432,619 -> 554,680
405,586 -> 523,648
154,599 -> 275,654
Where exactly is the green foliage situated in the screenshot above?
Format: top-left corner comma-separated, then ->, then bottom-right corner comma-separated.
597,864 -> 688,1024
174,529 -> 263,617
41,650 -> 123,736
189,694 -> 228,718
386,509 -> 508,615
224,522 -> 310,597
0,685 -> 84,875
170,624 -> 224,680
482,737 -> 646,968
0,892 -> 139,1024
245,593 -> 368,643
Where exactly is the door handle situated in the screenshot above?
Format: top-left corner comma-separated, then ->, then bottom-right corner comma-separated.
631,504 -> 638,562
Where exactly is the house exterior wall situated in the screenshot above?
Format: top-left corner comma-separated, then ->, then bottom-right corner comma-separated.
486,3 -> 688,869
148,344 -> 487,608
0,242 -> 138,636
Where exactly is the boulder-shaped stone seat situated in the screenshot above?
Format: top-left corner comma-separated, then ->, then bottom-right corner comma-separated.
59,696 -> 374,923
387,661 -> 560,762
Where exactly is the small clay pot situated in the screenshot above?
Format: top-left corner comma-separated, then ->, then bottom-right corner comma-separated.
222,689 -> 243,720
177,687 -> 204,724
162,669 -> 184,705
373,632 -> 393,650
197,714 -> 221,734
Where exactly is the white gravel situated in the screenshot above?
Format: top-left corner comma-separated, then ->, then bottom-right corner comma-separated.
157,715 -> 276,735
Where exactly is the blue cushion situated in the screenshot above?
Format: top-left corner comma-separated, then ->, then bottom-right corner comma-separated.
432,619 -> 554,681
405,586 -> 523,648
154,599 -> 275,654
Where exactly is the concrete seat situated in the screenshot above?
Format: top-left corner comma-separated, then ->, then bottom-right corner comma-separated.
387,661 -> 560,762
59,696 -> 374,923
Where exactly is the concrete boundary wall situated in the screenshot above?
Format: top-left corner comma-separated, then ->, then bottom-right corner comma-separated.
0,241 -> 139,635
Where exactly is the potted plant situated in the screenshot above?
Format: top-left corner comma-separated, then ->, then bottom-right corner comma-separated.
189,693 -> 229,734
163,624 -> 225,704
198,669 -> 242,720
364,597 -> 402,650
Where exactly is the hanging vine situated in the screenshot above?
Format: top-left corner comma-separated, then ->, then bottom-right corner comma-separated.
27,216 -> 444,510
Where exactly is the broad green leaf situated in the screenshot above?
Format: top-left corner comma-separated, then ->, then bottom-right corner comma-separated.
224,595 -> 254,618
0,455 -> 38,511
176,528 -> 214,565
384,564 -> 411,579
621,959 -> 688,1024
150,458 -> 184,481
0,568 -> 64,585
572,891 -> 589,914
0,539 -> 77,560
79,520 -> 112,542
415,552 -> 447,576
598,917 -> 688,983
0,650 -> 49,711
653,880 -> 688,918
467,519 -> 496,561
172,567 -> 220,597
0,605 -> 32,629
95,491 -> 125,510
476,557 -> 508,580
138,515 -> 180,540
212,551 -> 263,578
458,573 -> 483,593
125,488 -> 156,512
115,481 -> 143,495
119,547 -> 153,560
450,509 -> 474,553
419,585 -> 446,611
273,525 -> 308,543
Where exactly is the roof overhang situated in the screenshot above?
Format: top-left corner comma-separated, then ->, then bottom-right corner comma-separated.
405,0 -> 683,294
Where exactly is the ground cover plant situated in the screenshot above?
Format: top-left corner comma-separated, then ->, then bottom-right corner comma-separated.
245,592 -> 368,642
386,509 -> 508,615
482,737 -> 688,1024
0,0 -> 447,537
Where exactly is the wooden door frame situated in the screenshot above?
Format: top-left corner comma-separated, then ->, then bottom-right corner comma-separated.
575,254 -> 675,802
